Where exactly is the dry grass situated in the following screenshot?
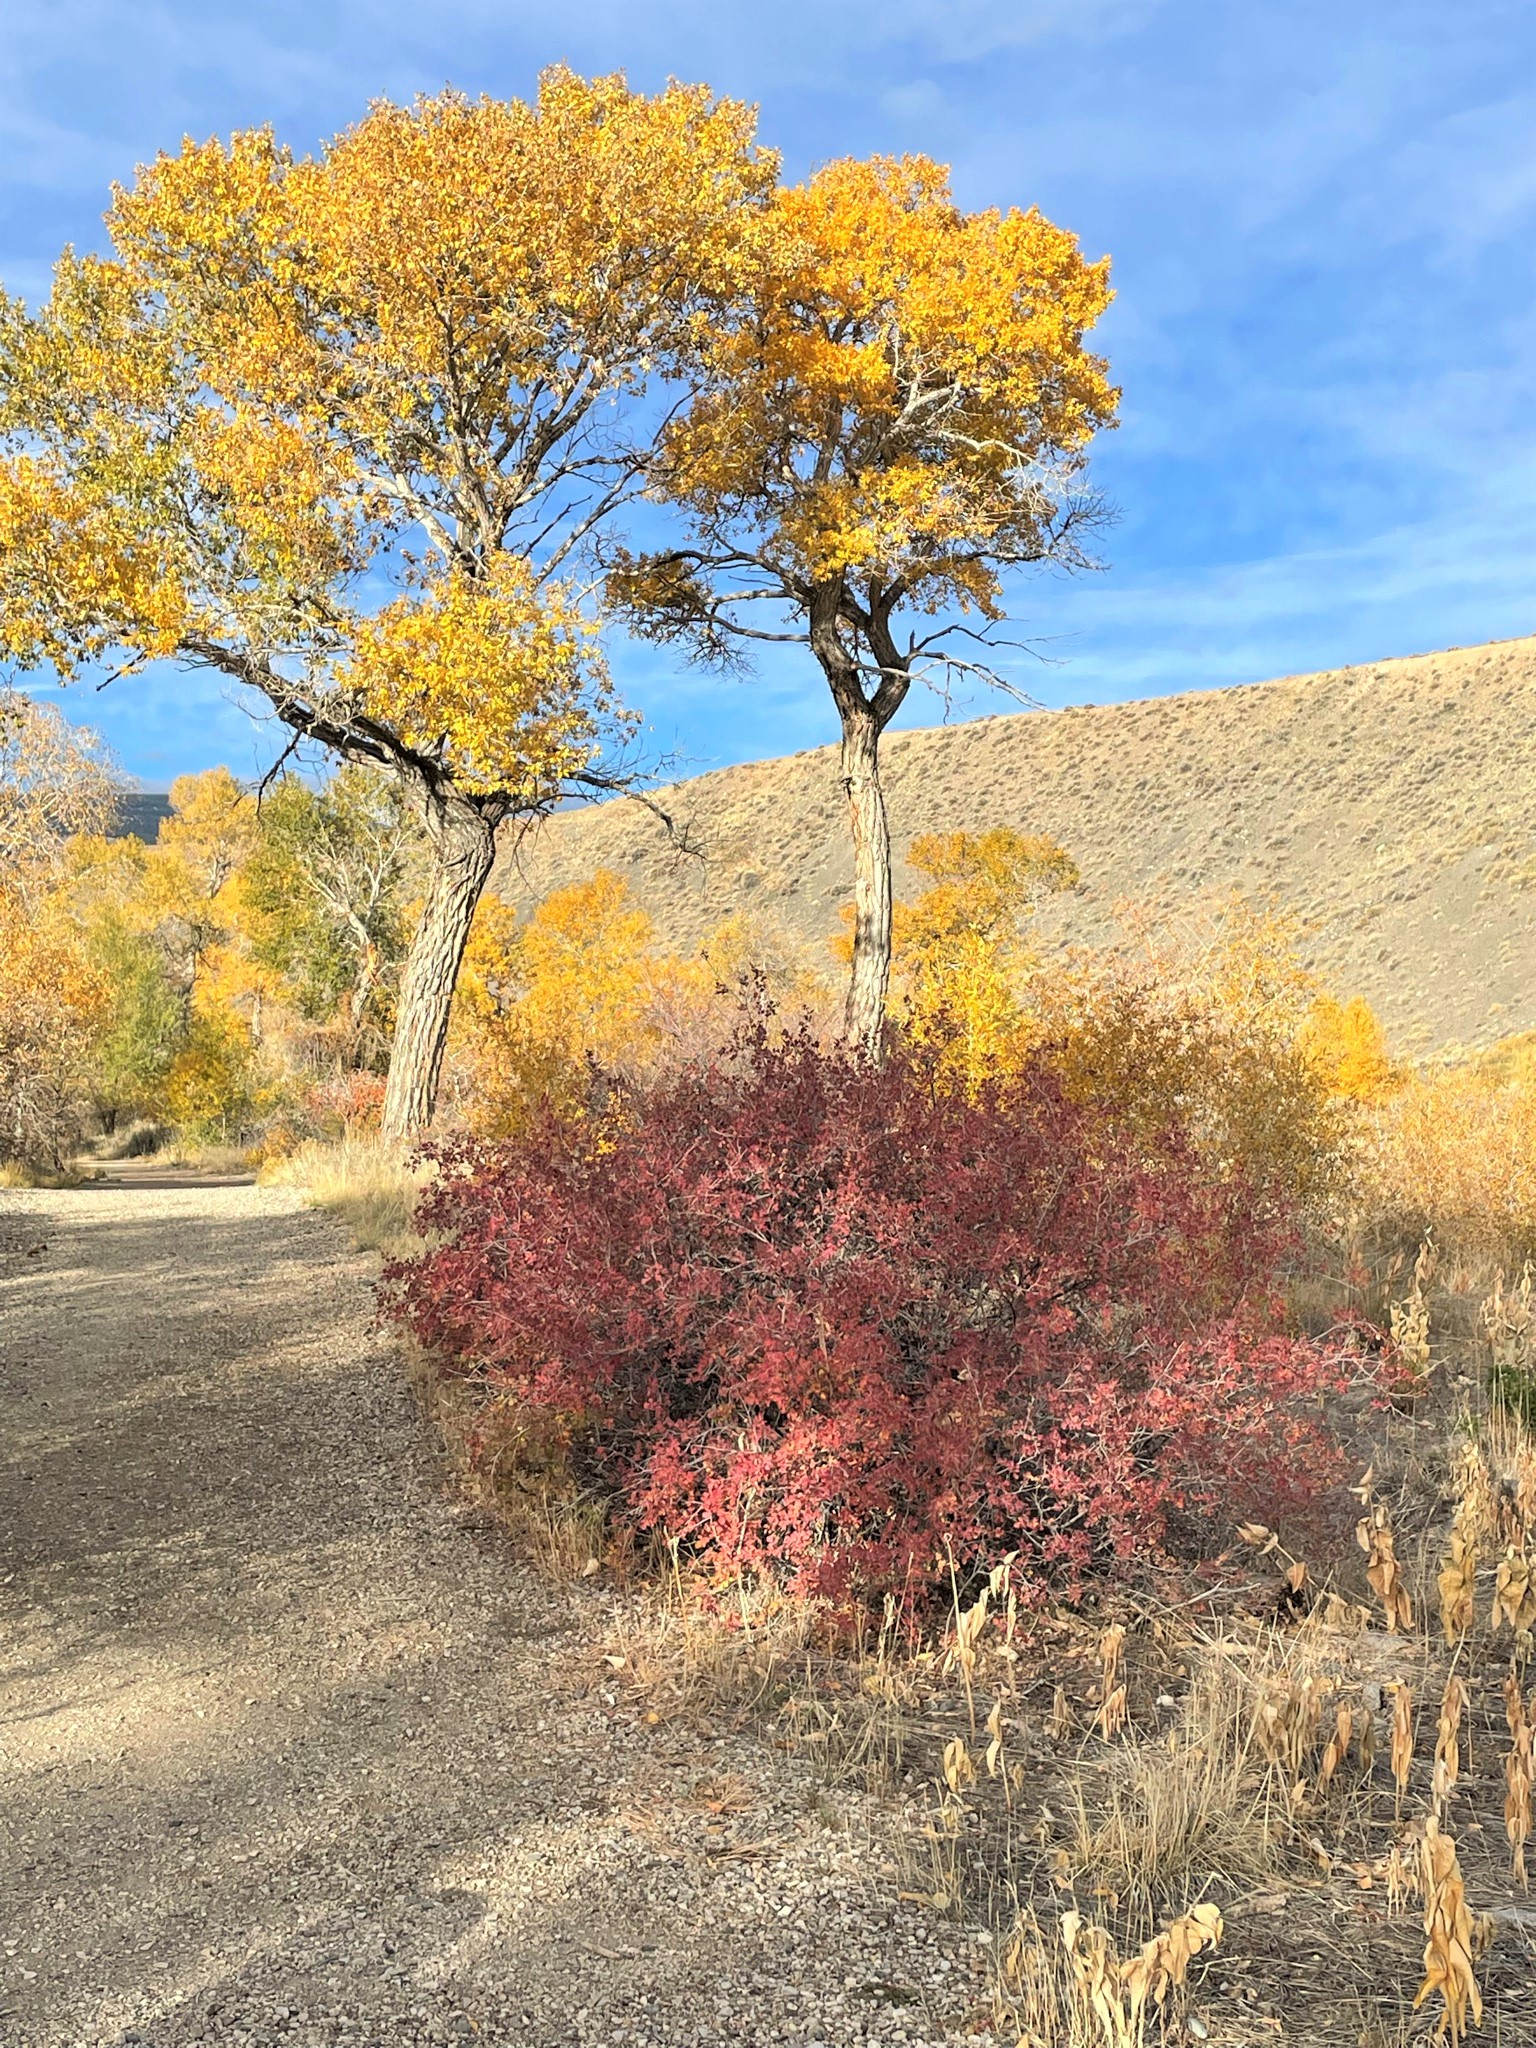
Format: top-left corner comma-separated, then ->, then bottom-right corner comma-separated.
993,1898 -> 1226,2048
167,1139 -> 256,1174
0,1159 -> 97,1188
382,1170 -> 1536,2044
603,1579 -> 818,1733
259,1133 -> 427,1257
1062,1637 -> 1290,1926
1361,1062 -> 1536,1272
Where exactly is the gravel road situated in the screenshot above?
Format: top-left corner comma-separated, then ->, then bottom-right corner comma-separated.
0,1182 -> 988,2048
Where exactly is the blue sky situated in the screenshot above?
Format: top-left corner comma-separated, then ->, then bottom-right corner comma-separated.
3,0 -> 1532,787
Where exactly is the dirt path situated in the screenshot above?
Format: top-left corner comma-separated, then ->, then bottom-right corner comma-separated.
0,1185 -> 983,2048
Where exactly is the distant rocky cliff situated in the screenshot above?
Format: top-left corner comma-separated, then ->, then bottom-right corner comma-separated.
108,793 -> 172,843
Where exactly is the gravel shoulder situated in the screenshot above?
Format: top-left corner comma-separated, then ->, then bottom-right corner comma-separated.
0,1182 -> 985,2048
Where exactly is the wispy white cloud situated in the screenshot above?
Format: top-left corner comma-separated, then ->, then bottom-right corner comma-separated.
4,0 -> 1532,783
1008,452 -> 1536,706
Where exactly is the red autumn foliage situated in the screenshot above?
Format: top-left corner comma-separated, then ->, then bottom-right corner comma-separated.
304,1069 -> 387,1135
386,1030 -> 1369,1611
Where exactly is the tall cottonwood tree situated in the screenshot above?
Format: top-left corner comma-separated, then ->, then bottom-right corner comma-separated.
0,689 -> 118,1162
610,155 -> 1118,1054
0,685 -> 118,891
0,71 -> 772,1134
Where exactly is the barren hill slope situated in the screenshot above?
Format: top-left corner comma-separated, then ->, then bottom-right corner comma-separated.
497,635 -> 1536,1054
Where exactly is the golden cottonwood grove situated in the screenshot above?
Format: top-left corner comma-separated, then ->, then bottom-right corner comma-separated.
0,70 -> 773,1136
0,689 -> 117,1166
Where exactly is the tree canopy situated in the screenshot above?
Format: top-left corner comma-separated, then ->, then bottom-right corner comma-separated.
611,153 -> 1118,1049
0,70 -> 774,1131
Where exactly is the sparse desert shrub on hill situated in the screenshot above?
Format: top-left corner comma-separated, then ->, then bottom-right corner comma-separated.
387,1027 -> 1370,1614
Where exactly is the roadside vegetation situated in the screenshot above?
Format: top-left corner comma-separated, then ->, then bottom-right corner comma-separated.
11,708 -> 1534,2028
5,66 -> 1536,2046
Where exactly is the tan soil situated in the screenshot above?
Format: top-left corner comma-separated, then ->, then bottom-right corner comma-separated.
0,1183 -> 987,2048
498,633 -> 1536,1056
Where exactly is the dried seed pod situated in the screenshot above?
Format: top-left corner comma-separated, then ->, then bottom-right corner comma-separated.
1506,1672 -> 1526,1738
1096,1683 -> 1128,1742
984,1699 -> 1006,1778
1438,1528 -> 1478,1644
1062,1900 -> 1223,2045
947,1586 -> 990,1706
1048,1684 -> 1072,1743
1099,1623 -> 1125,1695
1298,1674 -> 1328,1747
1493,1548 -> 1536,1635
1505,1679 -> 1533,1889
1358,1708 -> 1377,1772
1385,1836 -> 1416,1915
1358,1500 -> 1414,1632
1433,1676 -> 1469,1814
1507,1718 -> 1533,1889
1060,1910 -> 1123,2041
1319,1704 -> 1355,1789
1516,1443 -> 1536,1537
1255,1692 -> 1285,1763
942,1735 -> 976,1793
1415,1817 -> 1484,2045
1391,1683 -> 1415,1807
1452,1438 -> 1499,1550
1277,1559 -> 1311,1621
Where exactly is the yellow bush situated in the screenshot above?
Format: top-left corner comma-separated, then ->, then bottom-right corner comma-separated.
882,827 -> 1078,1086
448,872 -> 720,1135
1361,1056 -> 1536,1267
1298,992 -> 1402,1105
1036,954 -> 1346,1216
917,885 -> 1350,1217
0,883 -> 109,1164
162,1008 -> 260,1140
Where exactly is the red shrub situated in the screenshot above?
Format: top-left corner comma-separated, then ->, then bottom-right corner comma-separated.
387,1031 -> 1368,1611
304,1070 -> 386,1135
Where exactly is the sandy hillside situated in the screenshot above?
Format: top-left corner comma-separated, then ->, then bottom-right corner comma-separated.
497,634 -> 1536,1054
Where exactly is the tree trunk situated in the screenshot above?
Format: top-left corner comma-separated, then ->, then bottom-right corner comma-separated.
839,703 -> 894,1059
346,938 -> 381,1068
381,790 -> 497,1140
809,581 -> 907,1063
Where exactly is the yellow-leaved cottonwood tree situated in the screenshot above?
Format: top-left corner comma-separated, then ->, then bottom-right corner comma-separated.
609,155 -> 1118,1053
0,71 -> 774,1134
0,689 -> 118,1165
